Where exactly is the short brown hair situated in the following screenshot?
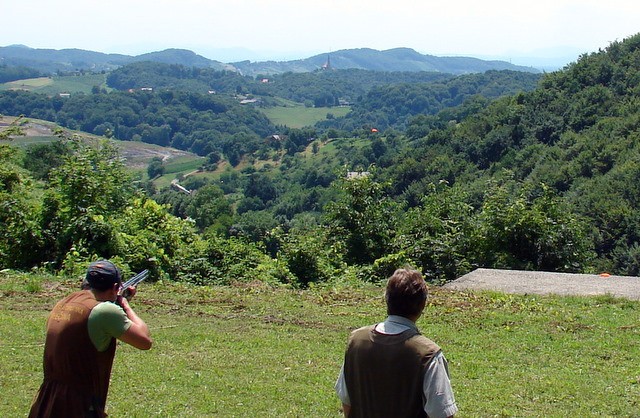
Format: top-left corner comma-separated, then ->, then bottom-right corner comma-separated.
385,268 -> 428,317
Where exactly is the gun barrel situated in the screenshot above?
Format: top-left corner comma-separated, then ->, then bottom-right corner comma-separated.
122,269 -> 149,289
120,269 -> 149,299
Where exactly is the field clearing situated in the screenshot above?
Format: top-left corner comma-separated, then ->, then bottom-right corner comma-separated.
294,136 -> 372,169
2,272 -> 639,417
0,74 -> 109,94
0,77 -> 54,91
163,155 -> 205,174
151,155 -> 206,188
261,105 -> 351,128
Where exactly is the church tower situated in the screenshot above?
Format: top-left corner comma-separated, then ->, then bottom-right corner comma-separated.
322,54 -> 332,70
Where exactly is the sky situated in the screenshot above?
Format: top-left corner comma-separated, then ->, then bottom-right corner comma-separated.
2,0 -> 639,69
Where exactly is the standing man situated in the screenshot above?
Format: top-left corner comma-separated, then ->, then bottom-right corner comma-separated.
335,268 -> 457,418
29,260 -> 152,417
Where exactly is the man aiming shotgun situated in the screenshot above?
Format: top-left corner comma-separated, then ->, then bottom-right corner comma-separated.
29,260 -> 152,417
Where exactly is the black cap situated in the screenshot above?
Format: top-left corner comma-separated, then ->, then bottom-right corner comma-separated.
85,260 -> 122,291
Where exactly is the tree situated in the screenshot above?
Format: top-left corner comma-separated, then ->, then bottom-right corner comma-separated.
244,173 -> 278,205
393,183 -> 474,282
23,140 -> 72,180
147,157 -> 165,179
0,120 -> 45,268
324,170 -> 401,265
111,197 -> 198,277
276,228 -> 339,287
42,137 -> 138,264
184,184 -> 233,233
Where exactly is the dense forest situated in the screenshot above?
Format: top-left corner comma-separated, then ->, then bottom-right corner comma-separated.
2,33 -> 640,286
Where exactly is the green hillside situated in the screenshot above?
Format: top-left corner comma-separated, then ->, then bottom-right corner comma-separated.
0,76 -> 53,91
0,115 -> 202,175
0,73 -> 110,94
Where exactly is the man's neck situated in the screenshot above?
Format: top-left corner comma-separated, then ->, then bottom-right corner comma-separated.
406,313 -> 420,323
91,289 -> 116,303
389,314 -> 419,323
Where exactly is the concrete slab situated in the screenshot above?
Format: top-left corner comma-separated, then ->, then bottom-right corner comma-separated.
443,268 -> 640,300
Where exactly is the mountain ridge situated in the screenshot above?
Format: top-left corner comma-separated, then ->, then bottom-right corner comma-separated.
0,44 -> 539,76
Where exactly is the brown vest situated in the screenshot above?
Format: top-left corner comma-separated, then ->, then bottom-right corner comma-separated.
29,290 -> 117,418
344,325 -> 441,418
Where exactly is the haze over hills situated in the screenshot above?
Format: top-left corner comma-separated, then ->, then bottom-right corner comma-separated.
0,44 -> 539,76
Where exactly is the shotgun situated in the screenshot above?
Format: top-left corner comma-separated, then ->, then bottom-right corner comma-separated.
120,269 -> 149,299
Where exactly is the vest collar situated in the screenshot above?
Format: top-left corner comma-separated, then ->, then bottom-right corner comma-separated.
374,315 -> 418,334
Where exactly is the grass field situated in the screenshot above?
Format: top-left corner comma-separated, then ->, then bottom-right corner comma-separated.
0,74 -> 109,95
0,77 -> 54,91
1,271 -> 639,417
152,155 -> 207,188
261,105 -> 351,129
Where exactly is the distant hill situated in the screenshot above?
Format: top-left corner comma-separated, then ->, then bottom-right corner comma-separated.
232,47 -> 540,76
0,45 -> 539,76
133,49 -> 235,71
0,45 -> 131,73
0,45 -> 230,74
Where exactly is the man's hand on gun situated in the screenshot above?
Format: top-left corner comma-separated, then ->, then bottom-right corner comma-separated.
121,285 -> 138,300
117,269 -> 149,306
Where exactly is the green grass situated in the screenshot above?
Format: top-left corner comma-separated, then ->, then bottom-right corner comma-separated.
2,272 -> 639,417
152,155 -> 206,189
261,105 -> 351,128
0,74 -> 110,95
163,156 -> 205,175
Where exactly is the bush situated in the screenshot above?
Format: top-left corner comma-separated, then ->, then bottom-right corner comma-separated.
174,233 -> 293,286
473,182 -> 593,272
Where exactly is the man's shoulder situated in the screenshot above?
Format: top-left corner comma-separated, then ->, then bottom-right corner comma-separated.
60,289 -> 95,304
408,333 -> 441,355
347,324 -> 375,344
349,324 -> 376,337
88,301 -> 130,339
89,301 -> 126,320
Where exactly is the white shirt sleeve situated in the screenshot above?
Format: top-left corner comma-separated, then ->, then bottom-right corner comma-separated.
335,363 -> 351,405
423,351 -> 458,418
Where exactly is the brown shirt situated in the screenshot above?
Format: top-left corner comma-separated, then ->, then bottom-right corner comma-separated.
343,325 -> 441,418
29,291 -> 117,418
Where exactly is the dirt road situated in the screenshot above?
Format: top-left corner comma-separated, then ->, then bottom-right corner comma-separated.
443,268 -> 640,300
